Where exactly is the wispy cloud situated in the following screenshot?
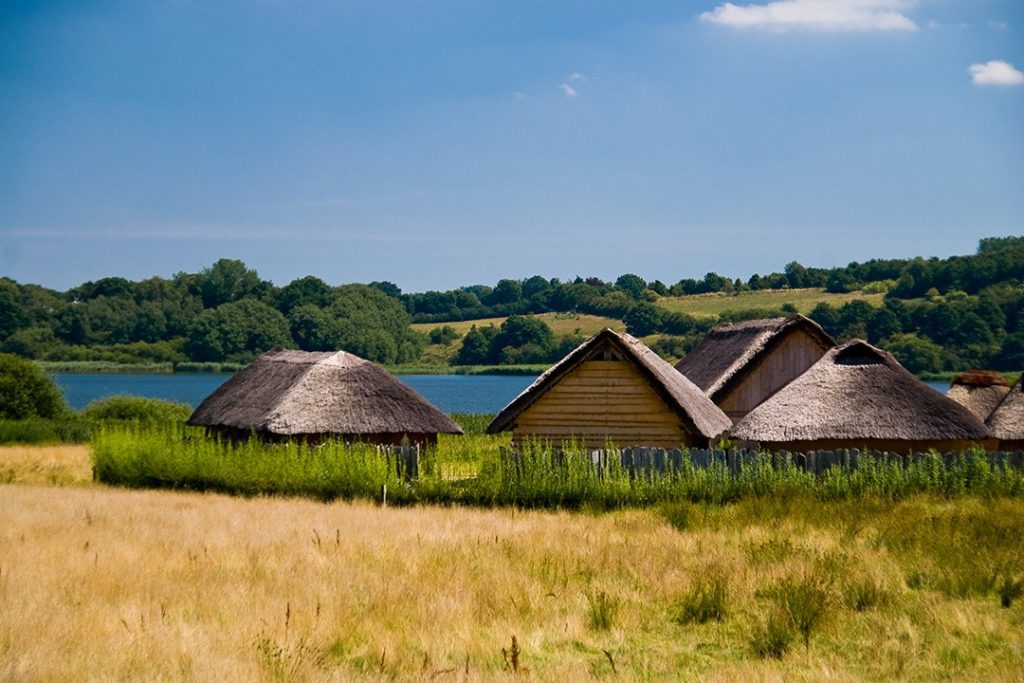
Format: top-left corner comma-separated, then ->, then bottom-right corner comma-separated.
560,72 -> 585,98
968,60 -> 1024,86
699,0 -> 918,32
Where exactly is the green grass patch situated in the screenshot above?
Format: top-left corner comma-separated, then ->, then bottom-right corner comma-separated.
656,288 -> 884,319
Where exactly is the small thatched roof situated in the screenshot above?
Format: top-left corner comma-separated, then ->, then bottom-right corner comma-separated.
188,348 -> 462,437
487,329 -> 731,440
947,370 -> 1011,421
987,375 -> 1024,443
732,340 -> 992,444
675,314 -> 834,400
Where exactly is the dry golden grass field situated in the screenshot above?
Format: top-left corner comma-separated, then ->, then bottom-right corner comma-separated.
2,446 -> 1023,681
654,288 -> 884,319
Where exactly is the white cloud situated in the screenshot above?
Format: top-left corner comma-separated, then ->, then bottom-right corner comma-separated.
968,60 -> 1024,86
560,83 -> 578,98
568,72 -> 585,81
699,0 -> 918,32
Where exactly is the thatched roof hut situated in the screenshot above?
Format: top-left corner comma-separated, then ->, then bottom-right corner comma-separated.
946,370 -> 1010,421
675,314 -> 835,422
487,329 -> 731,449
987,376 -> 1024,450
731,340 -> 994,453
188,348 -> 462,445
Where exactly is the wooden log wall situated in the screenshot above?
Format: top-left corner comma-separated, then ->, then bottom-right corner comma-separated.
717,329 -> 830,422
511,358 -> 692,449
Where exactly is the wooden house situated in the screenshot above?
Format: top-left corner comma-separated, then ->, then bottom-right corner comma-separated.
987,375 -> 1024,451
731,340 -> 995,453
188,348 -> 462,445
486,329 -> 731,449
675,314 -> 834,423
946,370 -> 1011,421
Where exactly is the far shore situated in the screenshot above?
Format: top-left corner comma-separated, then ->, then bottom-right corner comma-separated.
38,360 -> 547,376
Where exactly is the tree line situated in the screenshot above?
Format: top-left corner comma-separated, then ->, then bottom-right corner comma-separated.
0,236 -> 1021,371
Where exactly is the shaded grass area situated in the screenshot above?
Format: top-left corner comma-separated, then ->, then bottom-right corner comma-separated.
92,425 -> 1024,508
1,485 -> 1021,680
0,396 -> 194,445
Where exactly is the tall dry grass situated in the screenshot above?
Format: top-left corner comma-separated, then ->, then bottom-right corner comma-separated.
1,481 -> 1022,681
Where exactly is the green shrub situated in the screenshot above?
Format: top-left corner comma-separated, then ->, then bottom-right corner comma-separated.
586,591 -> 618,631
772,573 -> 832,650
0,417 -> 92,444
675,571 -> 729,624
0,354 -> 67,419
82,395 -> 192,424
750,611 -> 794,659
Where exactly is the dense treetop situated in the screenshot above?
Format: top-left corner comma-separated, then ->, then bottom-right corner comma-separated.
1,238 -> 1022,372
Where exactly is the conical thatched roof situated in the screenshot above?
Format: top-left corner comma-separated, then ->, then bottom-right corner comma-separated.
188,349 -> 462,437
675,314 -> 834,400
732,340 -> 992,445
487,329 -> 731,440
987,375 -> 1024,443
947,370 -> 1010,421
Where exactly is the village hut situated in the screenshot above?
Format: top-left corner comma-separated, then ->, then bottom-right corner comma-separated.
946,369 -> 1011,421
731,339 -> 994,453
486,329 -> 731,449
987,375 -> 1024,451
188,348 -> 462,445
675,314 -> 835,423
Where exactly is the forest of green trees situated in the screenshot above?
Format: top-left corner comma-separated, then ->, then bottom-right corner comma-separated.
0,236 -> 1021,373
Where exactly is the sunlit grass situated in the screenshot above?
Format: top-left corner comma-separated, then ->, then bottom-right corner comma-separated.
655,288 -> 884,319
0,484 -> 1021,680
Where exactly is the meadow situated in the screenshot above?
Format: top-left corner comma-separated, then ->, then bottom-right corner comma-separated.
1,449 -> 1023,680
654,288 -> 884,319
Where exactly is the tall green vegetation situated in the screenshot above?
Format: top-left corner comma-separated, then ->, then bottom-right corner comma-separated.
93,426 -> 1024,507
0,353 -> 66,419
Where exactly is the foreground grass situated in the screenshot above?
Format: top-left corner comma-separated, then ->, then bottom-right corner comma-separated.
1,482 -> 1022,681
0,445 -> 92,486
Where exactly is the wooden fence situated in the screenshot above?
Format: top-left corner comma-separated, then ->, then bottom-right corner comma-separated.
379,444 -> 419,479
500,446 -> 1024,477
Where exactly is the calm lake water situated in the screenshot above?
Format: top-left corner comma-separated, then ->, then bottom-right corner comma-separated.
54,373 -> 952,415
54,373 -> 538,414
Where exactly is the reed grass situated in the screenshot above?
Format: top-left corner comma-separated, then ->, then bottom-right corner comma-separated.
92,426 -> 1024,508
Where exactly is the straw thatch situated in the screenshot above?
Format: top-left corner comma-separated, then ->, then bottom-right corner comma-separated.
946,370 -> 1011,421
188,348 -> 462,444
732,340 -> 994,452
487,329 -> 731,447
987,375 -> 1024,449
676,314 -> 835,399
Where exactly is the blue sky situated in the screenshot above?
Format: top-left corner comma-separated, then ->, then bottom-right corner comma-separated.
2,0 -> 1022,292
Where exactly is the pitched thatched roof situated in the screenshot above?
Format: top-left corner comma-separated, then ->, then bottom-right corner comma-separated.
487,329 -> 731,440
188,349 -> 462,436
675,314 -> 834,400
732,340 -> 991,444
947,370 -> 1011,421
987,375 -> 1024,442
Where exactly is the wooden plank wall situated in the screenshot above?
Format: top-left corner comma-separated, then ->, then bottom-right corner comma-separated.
512,359 -> 691,449
718,330 -> 829,422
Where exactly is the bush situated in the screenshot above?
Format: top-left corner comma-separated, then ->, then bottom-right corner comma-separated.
0,417 -> 92,444
82,396 -> 192,424
0,354 -> 67,419
749,611 -> 794,659
675,571 -> 729,624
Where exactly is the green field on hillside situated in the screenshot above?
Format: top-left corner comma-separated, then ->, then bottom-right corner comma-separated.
412,312 -> 624,337
655,288 -> 884,319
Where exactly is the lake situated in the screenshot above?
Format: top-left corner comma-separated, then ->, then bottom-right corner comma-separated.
54,373 -> 953,415
54,373 -> 538,415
